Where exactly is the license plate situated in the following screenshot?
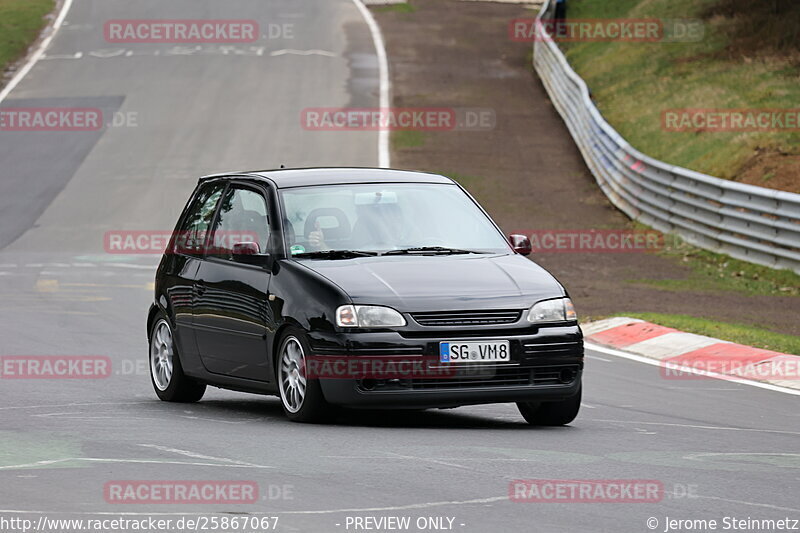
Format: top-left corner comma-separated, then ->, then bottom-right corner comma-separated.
439,340 -> 510,363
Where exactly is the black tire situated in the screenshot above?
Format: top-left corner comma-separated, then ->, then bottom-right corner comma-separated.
517,385 -> 581,426
276,328 -> 333,423
149,314 -> 206,402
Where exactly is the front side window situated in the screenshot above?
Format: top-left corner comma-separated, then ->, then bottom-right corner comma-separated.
279,183 -> 510,255
208,185 -> 270,260
175,183 -> 224,254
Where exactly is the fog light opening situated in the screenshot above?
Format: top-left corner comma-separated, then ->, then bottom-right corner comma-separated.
559,368 -> 576,383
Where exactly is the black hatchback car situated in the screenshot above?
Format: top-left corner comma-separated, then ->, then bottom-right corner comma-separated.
147,168 -> 583,424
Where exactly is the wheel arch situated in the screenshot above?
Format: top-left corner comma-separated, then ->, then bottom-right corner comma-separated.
270,319 -> 306,372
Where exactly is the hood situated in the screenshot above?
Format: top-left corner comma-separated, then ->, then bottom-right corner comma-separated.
298,253 -> 564,312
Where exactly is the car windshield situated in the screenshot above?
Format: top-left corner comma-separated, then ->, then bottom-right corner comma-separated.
279,183 -> 510,256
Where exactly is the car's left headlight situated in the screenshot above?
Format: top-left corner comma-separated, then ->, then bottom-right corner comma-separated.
526,298 -> 577,323
336,305 -> 407,328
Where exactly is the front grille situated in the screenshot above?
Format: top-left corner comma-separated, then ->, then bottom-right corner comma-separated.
404,364 -> 579,390
411,309 -> 522,327
531,365 -> 578,385
523,340 -> 583,356
411,366 -> 530,389
310,344 -> 425,356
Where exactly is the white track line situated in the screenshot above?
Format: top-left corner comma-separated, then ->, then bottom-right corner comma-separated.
0,458 -> 267,470
138,444 -> 268,467
585,341 -> 800,396
352,0 -> 391,168
0,0 -> 75,104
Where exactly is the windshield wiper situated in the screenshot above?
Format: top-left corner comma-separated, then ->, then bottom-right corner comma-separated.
293,249 -> 378,259
381,246 -> 486,256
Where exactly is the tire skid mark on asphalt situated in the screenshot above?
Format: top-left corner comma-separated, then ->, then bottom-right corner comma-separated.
0,308 -> 98,315
40,47 -> 339,61
586,418 -> 800,436
306,492 -> 799,523
31,415 -> 168,422
4,401 -> 275,424
694,495 -> 800,514
0,401 -> 153,411
0,457 -> 270,470
271,49 -> 338,57
683,452 -> 800,464
280,496 -> 508,515
322,456 -> 568,462
176,414 -> 278,424
323,448 -> 598,465
138,443 -> 269,468
663,386 -> 741,391
650,490 -> 800,514
385,451 -> 474,471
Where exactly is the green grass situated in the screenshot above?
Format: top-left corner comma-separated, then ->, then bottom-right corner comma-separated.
627,233 -> 800,297
0,0 -> 55,75
372,2 -> 415,14
559,0 -> 800,185
622,312 -> 800,355
392,130 -> 426,149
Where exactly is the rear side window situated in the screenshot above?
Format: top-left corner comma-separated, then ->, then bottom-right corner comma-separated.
175,183 -> 224,255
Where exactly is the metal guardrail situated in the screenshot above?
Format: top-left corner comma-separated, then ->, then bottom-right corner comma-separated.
532,0 -> 800,274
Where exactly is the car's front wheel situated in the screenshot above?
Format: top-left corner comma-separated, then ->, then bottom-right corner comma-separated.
517,385 -> 581,426
149,315 -> 206,402
277,329 -> 332,423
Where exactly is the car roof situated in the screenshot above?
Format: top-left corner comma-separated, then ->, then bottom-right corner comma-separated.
198,167 -> 455,189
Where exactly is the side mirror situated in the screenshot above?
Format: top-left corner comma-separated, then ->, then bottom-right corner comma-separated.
232,242 -> 271,267
233,242 -> 260,256
509,234 -> 532,256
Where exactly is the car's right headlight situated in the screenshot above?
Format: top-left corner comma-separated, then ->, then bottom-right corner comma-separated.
526,298 -> 577,324
336,305 -> 407,328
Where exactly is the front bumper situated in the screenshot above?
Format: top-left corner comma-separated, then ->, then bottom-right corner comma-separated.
307,324 -> 583,408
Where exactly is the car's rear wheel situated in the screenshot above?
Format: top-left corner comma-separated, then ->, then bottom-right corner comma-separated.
277,329 -> 332,423
149,315 -> 206,402
517,385 -> 581,426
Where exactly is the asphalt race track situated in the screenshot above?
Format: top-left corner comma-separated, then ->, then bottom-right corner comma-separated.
0,1 -> 798,532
